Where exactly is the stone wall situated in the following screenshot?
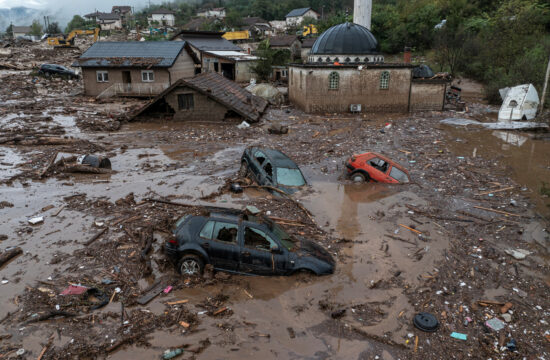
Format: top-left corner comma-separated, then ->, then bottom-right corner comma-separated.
410,80 -> 447,111
289,66 -> 411,113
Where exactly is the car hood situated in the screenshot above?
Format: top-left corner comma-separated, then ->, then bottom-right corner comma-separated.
298,239 -> 335,265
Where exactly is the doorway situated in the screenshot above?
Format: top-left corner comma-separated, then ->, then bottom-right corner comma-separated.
122,71 -> 131,92
221,63 -> 235,80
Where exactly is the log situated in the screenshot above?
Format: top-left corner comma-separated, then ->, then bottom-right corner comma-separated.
473,206 -> 521,217
84,228 -> 107,246
63,165 -> 111,174
475,186 -> 514,196
0,247 -> 22,267
39,151 -> 58,178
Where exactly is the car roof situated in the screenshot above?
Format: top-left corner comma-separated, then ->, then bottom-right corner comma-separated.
358,152 -> 409,174
251,147 -> 299,169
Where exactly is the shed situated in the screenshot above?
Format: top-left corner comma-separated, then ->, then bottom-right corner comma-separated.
131,72 -> 268,123
498,84 -> 540,122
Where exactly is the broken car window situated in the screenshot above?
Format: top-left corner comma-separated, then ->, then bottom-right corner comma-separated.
244,227 -> 278,251
264,162 -> 273,178
212,222 -> 238,243
254,150 -> 266,165
276,168 -> 305,187
389,167 -> 410,183
368,158 -> 389,173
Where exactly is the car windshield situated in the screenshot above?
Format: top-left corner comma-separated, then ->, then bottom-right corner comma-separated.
271,223 -> 297,250
276,168 -> 305,187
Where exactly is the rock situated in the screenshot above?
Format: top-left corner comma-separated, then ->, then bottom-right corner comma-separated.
502,313 -> 512,322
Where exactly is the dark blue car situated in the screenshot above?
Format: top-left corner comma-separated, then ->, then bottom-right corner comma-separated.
165,209 -> 334,276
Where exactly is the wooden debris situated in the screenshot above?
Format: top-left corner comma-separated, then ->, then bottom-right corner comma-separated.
473,206 -> 521,217
84,228 -> 107,246
399,224 -> 422,234
0,247 -> 22,267
166,299 -> 189,305
213,307 -> 228,316
475,186 -> 514,196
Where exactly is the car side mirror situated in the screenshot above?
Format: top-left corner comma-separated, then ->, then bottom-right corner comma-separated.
271,246 -> 282,254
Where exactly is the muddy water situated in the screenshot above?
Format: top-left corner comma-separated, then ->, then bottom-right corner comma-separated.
443,125 -> 550,217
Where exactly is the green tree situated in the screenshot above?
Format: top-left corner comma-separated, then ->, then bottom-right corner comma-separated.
46,22 -> 62,34
66,15 -> 92,32
5,24 -> 13,37
29,20 -> 43,36
251,39 -> 276,81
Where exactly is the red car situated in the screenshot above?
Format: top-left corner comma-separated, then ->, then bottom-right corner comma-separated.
346,152 -> 410,184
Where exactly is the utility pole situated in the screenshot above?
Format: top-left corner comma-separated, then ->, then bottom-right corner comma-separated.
540,55 -> 550,117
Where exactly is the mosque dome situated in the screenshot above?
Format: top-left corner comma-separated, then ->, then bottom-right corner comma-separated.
310,22 -> 379,55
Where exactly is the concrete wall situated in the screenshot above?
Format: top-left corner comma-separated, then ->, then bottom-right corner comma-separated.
410,81 -> 446,111
202,54 -> 255,82
289,66 -> 411,113
235,61 -> 254,82
168,50 -> 196,80
164,85 -> 230,121
82,67 -> 170,96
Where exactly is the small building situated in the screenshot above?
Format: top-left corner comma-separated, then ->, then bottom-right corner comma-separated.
202,51 -> 259,82
83,12 -> 122,30
112,6 -> 132,16
285,8 -> 320,27
288,22 -> 448,113
172,30 -> 247,76
12,26 -> 31,38
269,35 -> 301,60
148,8 -> 176,26
73,41 -> 197,97
131,72 -> 268,123
300,37 -> 316,61
272,65 -> 288,82
269,20 -> 287,33
197,7 -> 226,18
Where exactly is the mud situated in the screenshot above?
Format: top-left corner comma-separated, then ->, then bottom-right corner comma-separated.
0,44 -> 549,360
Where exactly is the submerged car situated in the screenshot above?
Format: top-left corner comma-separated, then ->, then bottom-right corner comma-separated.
38,64 -> 79,79
165,208 -> 335,276
239,147 -> 306,193
346,152 -> 410,184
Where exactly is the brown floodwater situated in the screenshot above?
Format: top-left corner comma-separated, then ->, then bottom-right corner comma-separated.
442,125 -> 550,218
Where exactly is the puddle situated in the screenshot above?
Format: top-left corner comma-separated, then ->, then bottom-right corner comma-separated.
443,126 -> 550,217
0,147 -> 26,180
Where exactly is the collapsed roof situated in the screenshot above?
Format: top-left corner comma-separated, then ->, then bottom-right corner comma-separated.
131,72 -> 268,123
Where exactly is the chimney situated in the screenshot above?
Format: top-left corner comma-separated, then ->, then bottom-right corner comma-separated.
353,0 -> 372,30
403,47 -> 411,63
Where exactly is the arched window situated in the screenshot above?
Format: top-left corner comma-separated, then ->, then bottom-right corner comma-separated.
329,72 -> 339,90
365,57 -> 371,63
379,71 -> 390,89
334,57 -> 340,63
317,57 -> 323,63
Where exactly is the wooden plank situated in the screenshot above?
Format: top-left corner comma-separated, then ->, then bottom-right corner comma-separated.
137,281 -> 164,305
473,206 -> 521,217
475,186 -> 514,196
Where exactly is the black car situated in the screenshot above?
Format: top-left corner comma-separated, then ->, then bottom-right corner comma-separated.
165,208 -> 334,276
239,147 -> 306,194
38,64 -> 79,79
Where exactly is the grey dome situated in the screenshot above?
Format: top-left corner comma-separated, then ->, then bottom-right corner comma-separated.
310,22 -> 379,55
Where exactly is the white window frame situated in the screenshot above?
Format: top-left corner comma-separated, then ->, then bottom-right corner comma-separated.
141,70 -> 154,82
96,71 -> 109,83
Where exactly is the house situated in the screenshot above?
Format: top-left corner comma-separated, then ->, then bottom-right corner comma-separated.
172,30 -> 253,80
300,37 -> 317,61
12,26 -> 31,38
285,8 -> 320,27
197,7 -> 226,18
83,12 -> 123,30
269,20 -> 287,33
72,41 -> 198,97
269,35 -> 302,60
201,51 -> 259,82
148,8 -> 176,26
272,65 -> 288,82
289,23 -> 448,113
112,6 -> 132,16
131,72 -> 268,123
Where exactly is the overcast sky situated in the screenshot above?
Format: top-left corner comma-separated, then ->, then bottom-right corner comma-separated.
2,0 -> 150,14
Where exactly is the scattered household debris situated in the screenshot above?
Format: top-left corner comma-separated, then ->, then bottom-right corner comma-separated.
498,84 -> 539,122
440,117 -> 549,130
504,248 -> 531,260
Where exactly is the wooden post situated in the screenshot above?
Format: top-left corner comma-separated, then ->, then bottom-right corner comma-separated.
540,55 -> 550,117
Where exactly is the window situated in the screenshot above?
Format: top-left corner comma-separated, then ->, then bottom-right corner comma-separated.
244,227 -> 278,251
141,70 -> 154,82
200,221 -> 238,243
254,150 -> 266,165
354,57 -> 360,63
328,71 -> 339,90
344,57 -> 351,63
325,57 -> 331,63
263,162 -> 273,179
389,167 -> 410,183
317,57 -> 323,63
380,71 -> 390,89
177,93 -> 194,110
368,158 -> 389,173
276,168 -> 305,187
282,70 -> 288,77
96,71 -> 109,82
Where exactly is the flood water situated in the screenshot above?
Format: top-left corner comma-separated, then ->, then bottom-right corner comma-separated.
443,125 -> 550,218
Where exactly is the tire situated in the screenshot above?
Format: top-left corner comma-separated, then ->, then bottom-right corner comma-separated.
177,254 -> 204,276
238,161 -> 249,178
352,172 -> 367,183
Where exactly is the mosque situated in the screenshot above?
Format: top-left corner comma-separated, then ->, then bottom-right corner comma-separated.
288,0 -> 449,113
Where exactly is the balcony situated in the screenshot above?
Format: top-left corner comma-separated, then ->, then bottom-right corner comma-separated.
97,82 -> 170,99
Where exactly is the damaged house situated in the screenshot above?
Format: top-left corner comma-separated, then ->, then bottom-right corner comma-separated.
73,41 -> 198,97
132,72 -> 268,123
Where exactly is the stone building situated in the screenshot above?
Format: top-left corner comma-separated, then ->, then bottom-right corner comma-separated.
288,22 -> 448,113
132,72 -> 268,122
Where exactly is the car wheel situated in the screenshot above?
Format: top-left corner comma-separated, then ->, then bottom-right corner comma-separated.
238,161 -> 249,178
352,172 -> 367,183
178,254 -> 204,276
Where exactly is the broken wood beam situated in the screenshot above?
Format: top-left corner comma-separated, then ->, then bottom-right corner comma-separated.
84,228 -> 107,246
0,247 -> 22,268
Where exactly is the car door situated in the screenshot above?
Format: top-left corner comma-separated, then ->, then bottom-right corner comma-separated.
198,220 -> 240,271
239,223 -> 284,275
366,157 -> 392,182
